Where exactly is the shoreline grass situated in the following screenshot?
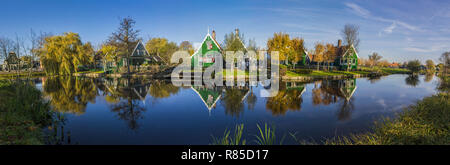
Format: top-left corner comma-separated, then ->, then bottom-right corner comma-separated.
0,71 -> 46,79
322,93 -> 449,145
0,80 -> 61,144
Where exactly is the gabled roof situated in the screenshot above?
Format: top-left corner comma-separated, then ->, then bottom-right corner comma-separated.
341,44 -> 359,58
304,50 -> 312,61
130,41 -> 164,63
191,33 -> 223,57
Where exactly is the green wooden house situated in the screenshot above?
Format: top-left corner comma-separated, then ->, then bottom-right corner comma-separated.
105,41 -> 162,71
190,29 -> 252,69
123,41 -> 162,66
191,31 -> 223,68
336,44 -> 359,70
299,50 -> 311,66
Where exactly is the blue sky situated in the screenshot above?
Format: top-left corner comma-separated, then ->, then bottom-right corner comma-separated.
1,0 -> 449,62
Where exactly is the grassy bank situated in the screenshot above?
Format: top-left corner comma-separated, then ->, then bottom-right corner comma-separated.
74,70 -> 105,74
286,70 -> 371,77
324,93 -> 449,145
0,80 -> 60,145
0,71 -> 46,79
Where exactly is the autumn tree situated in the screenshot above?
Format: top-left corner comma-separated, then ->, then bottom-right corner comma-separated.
99,44 -> 120,72
313,42 -> 325,70
378,60 -> 390,67
179,41 -> 194,55
289,37 -> 305,69
341,24 -> 360,51
145,37 -> 178,63
324,43 -> 336,70
40,32 -> 94,75
267,32 -> 291,65
407,60 -> 421,73
425,59 -> 436,73
107,17 -> 140,74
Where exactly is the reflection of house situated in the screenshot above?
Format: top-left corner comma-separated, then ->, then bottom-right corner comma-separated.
338,79 -> 357,101
191,85 -> 251,113
285,82 -> 306,97
191,86 -> 222,111
320,79 -> 357,101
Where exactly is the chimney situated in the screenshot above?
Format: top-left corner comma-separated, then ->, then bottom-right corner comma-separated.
338,40 -> 342,48
235,28 -> 239,37
212,30 -> 216,40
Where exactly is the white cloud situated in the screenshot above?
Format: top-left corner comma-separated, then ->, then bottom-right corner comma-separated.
404,47 -> 431,53
345,2 -> 370,18
404,44 -> 450,53
383,22 -> 397,34
344,3 -> 420,33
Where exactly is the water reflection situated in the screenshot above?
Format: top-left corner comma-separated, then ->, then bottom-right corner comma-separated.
191,85 -> 222,111
41,76 -> 362,128
424,73 -> 434,83
42,76 -> 98,115
221,87 -> 249,117
312,79 -> 357,121
266,82 -> 305,116
405,74 -> 420,87
32,74 -> 441,144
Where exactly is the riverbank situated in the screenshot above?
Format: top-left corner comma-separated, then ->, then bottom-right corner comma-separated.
282,67 -> 411,81
0,80 -> 60,144
0,71 -> 46,79
323,92 -> 449,145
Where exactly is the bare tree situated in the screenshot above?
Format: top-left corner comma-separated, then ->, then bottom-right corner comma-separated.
368,52 -> 382,68
107,17 -> 140,74
341,24 -> 360,51
15,33 -> 26,75
0,37 -> 14,71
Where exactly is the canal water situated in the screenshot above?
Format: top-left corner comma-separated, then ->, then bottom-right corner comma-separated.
35,74 -> 439,144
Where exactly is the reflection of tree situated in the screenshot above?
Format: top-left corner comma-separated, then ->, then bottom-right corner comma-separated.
312,82 -> 338,106
43,76 -> 98,115
405,74 -> 420,87
110,97 -> 145,131
337,97 -> 355,121
105,78 -> 148,131
266,86 -> 304,116
246,87 -> 257,110
424,73 -> 434,83
367,76 -> 382,84
148,81 -> 180,98
221,87 -> 249,117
